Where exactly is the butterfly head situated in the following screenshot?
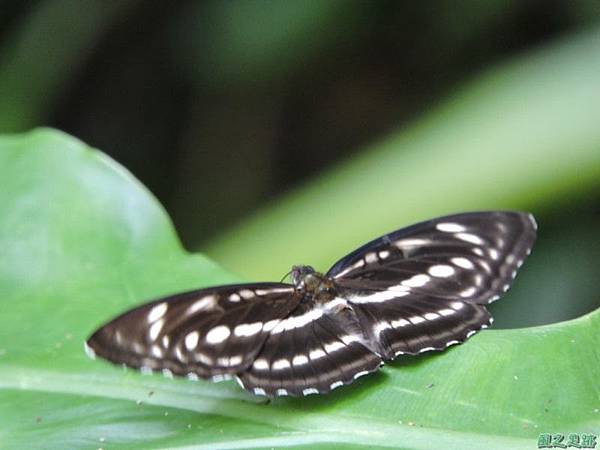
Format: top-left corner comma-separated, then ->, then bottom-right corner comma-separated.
291,265 -> 335,299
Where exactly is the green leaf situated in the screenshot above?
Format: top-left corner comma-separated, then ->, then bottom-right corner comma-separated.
0,129 -> 598,449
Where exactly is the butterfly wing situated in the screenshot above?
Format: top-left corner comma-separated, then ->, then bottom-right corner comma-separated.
238,300 -> 382,396
86,283 -> 299,379
327,211 -> 536,359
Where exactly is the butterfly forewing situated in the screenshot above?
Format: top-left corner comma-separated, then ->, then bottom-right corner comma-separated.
86,283 -> 299,379
329,211 -> 536,304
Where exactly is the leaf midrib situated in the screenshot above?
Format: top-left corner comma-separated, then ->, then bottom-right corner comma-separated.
0,365 -> 535,450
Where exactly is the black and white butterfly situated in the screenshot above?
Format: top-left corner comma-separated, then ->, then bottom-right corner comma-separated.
86,211 -> 536,397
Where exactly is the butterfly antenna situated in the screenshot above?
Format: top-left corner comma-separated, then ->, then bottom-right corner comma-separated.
280,269 -> 293,283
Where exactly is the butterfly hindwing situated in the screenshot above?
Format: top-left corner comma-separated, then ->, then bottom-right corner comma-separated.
86,283 -> 299,379
238,301 -> 382,396
342,289 -> 491,359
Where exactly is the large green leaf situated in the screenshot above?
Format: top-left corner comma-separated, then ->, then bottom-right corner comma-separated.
0,129 -> 598,449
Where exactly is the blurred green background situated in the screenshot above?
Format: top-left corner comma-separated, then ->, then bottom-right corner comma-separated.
1,0 -> 599,328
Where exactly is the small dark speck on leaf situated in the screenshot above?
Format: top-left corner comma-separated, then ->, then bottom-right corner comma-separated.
148,391 -> 154,397
426,383 -> 434,389
35,417 -> 42,423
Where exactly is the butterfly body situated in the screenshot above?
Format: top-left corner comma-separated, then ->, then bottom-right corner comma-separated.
86,211 -> 537,397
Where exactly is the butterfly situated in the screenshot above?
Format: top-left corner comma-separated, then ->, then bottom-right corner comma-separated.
86,211 -> 536,397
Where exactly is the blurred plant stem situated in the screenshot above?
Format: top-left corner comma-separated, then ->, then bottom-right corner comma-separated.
0,0 -> 138,132
206,26 -> 600,280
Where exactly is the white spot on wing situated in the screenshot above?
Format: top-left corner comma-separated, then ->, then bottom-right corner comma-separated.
436,222 -> 466,232
349,288 -> 408,304
187,372 -> 198,381
148,302 -> 168,323
489,248 -> 500,260
324,341 -> 345,353
438,308 -> 455,316
185,331 -> 199,350
330,381 -> 344,390
456,233 -> 485,245
379,250 -> 390,259
395,238 -> 429,247
353,370 -> 369,380
424,312 -> 440,320
239,289 -> 254,299
428,264 -> 455,277
409,316 -> 425,324
459,287 -> 477,298
84,342 -> 96,359
187,295 -> 217,314
273,359 -> 291,370
205,325 -> 230,344
253,387 -> 266,396
196,352 -> 213,365
451,257 -> 474,270
529,213 -> 538,230
374,322 -> 392,336
151,345 -> 163,358
309,349 -> 326,360
340,334 -> 361,345
303,388 -> 319,396
293,355 -> 309,366
234,322 -> 263,337
451,301 -> 465,310
253,359 -> 269,370
276,388 -> 289,396
218,355 -> 243,366
212,374 -> 233,382
162,368 -> 173,378
365,252 -> 378,264
271,309 -> 322,334
418,346 -> 435,353
228,293 -> 241,302
149,319 -> 164,341
392,318 -> 410,327
323,297 -> 349,311
402,274 -> 430,288
263,319 -> 280,332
